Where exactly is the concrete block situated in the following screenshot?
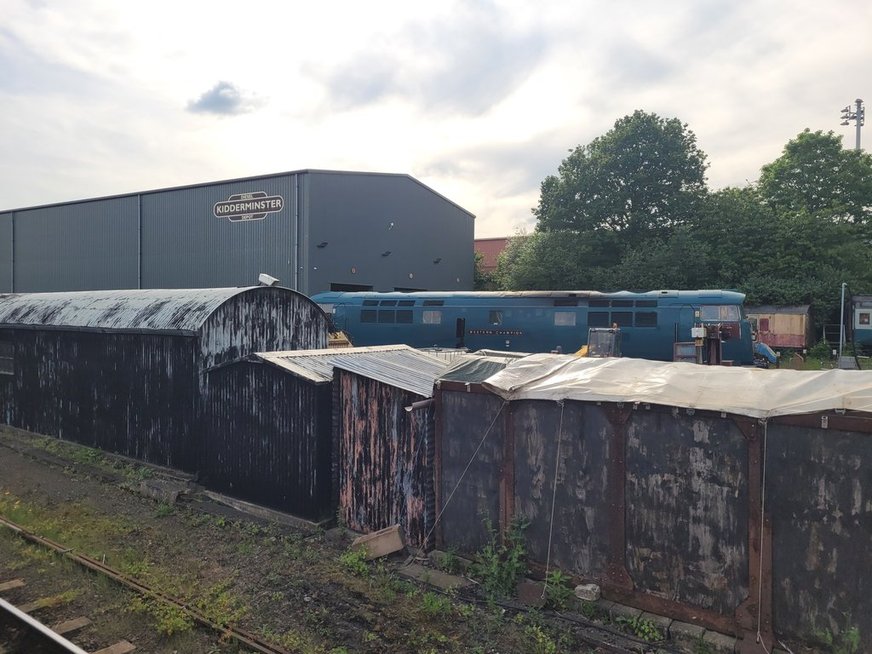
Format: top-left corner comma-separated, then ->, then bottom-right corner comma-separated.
574,583 -> 601,601
703,630 -> 737,654
397,563 -> 472,590
608,601 -> 643,622
639,611 -> 672,639
669,620 -> 706,643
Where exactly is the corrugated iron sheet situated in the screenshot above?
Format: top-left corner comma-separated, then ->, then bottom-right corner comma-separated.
337,370 -> 434,548
257,345 -> 410,384
0,287 -> 259,333
331,349 -> 450,397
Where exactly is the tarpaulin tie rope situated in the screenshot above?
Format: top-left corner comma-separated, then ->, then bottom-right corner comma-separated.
422,400 -> 508,551
757,419 -> 771,653
541,400 -> 566,599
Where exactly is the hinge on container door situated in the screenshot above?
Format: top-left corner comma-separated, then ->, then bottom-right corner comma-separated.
821,415 -> 828,429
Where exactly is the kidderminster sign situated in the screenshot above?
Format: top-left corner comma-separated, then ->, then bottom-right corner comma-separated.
213,192 -> 284,222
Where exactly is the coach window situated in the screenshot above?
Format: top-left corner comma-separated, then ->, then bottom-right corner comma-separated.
635,312 -> 657,327
0,338 -> 13,375
422,310 -> 442,325
554,311 -> 576,326
612,311 -> 633,327
361,309 -> 377,323
588,312 -> 609,327
489,310 -> 503,325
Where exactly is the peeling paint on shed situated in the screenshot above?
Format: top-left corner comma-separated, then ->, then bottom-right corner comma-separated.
0,286 -> 328,472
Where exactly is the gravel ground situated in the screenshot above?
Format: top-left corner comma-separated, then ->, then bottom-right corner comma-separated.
0,427 -> 616,654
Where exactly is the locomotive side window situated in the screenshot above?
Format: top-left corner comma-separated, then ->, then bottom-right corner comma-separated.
422,310 -> 442,325
554,311 -> 576,326
612,311 -> 633,327
361,309 -> 377,323
859,312 -> 871,326
635,312 -> 657,327
589,312 -> 609,327
396,310 -> 413,323
489,311 -> 503,325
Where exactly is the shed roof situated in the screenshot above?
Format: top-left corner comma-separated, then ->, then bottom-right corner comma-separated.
0,287 -> 261,334
256,345 -> 411,384
482,354 -> 872,419
746,305 -> 811,315
331,349 -> 450,398
438,351 -> 528,384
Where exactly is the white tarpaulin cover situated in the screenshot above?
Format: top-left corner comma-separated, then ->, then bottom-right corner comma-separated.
482,354 -> 872,419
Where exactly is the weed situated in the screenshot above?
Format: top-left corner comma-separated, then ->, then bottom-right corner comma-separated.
524,623 -> 558,654
615,615 -> 663,642
420,591 -> 452,618
818,624 -> 861,654
579,600 -> 606,622
439,547 -> 461,574
214,516 -> 227,527
469,517 -> 528,601
339,546 -> 369,577
128,596 -> 193,636
693,634 -> 714,654
154,502 -> 174,518
237,540 -> 254,556
544,569 -> 573,610
192,579 -> 248,627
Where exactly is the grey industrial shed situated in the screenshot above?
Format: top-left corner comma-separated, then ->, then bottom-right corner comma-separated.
0,170 -> 475,295
0,286 -> 328,471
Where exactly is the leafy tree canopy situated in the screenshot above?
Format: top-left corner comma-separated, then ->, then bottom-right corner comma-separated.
758,129 -> 872,223
534,110 -> 708,256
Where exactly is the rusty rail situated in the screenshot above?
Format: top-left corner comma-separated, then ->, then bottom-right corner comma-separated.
0,515 -> 293,654
0,596 -> 91,654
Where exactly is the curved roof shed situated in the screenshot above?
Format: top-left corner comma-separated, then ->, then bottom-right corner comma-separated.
0,286 -> 329,470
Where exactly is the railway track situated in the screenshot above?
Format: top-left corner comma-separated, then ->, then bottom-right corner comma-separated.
0,580 -> 132,654
0,516 -> 294,654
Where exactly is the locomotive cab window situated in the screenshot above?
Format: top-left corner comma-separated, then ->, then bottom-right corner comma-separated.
700,305 -> 740,321
0,338 -> 12,376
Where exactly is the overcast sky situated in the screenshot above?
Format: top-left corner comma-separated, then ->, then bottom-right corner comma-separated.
1,0 -> 869,237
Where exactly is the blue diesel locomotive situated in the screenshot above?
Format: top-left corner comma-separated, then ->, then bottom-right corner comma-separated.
312,289 -> 756,365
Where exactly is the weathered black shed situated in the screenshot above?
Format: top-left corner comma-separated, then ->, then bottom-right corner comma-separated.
0,286 -> 328,471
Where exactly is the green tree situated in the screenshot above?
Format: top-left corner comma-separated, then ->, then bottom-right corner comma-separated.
493,231 -> 611,290
758,129 -> 872,224
534,110 -> 708,263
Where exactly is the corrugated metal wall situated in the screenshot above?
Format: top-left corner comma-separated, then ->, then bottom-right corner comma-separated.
337,369 -> 434,548
303,171 -> 474,293
0,213 -> 11,291
0,171 -> 474,294
202,362 -> 333,519
0,330 -> 197,469
198,286 -> 328,370
767,421 -> 872,646
10,198 -> 140,292
435,391 -> 872,650
436,388 -> 505,553
141,176 -> 297,290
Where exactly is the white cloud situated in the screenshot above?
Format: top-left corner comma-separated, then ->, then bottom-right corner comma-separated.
0,0 -> 870,236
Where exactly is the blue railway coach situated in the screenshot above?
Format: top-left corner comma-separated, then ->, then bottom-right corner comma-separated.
312,289 -> 755,365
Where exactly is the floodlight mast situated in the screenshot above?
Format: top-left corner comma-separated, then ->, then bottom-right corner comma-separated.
840,98 -> 865,150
